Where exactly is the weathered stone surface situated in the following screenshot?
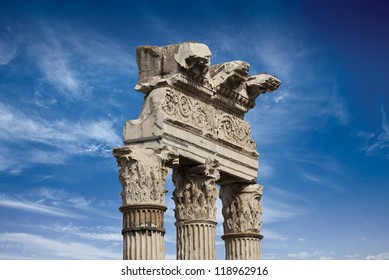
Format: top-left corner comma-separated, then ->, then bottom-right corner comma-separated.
220,183 -> 263,234
135,42 -> 212,94
173,160 -> 220,222
174,42 -> 211,72
173,160 -> 220,260
219,183 -> 263,260
114,41 -> 281,260
113,146 -> 171,205
210,60 -> 249,92
113,146 -> 172,260
246,73 -> 281,100
123,86 -> 259,181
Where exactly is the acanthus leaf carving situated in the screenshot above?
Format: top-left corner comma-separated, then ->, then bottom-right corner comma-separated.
113,146 -> 170,206
220,183 -> 263,234
172,159 -> 220,222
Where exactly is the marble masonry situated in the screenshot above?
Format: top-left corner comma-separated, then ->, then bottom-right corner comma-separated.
113,42 -> 280,260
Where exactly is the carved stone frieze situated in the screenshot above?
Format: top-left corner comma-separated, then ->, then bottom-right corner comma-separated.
161,88 -> 257,151
220,183 -> 263,234
113,146 -> 171,205
172,160 -> 220,222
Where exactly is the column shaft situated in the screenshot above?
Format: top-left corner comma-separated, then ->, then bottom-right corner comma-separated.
176,221 -> 216,260
223,234 -> 261,260
121,205 -> 166,260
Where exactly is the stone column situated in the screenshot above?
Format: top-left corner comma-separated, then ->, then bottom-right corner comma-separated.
113,146 -> 170,260
219,183 -> 263,260
172,160 -> 220,260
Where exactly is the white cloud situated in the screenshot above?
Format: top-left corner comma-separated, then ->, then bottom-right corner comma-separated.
36,42 -> 81,94
0,232 -> 120,259
262,186 -> 309,223
0,102 -> 120,147
42,224 -> 122,242
0,187 -> 119,220
258,159 -> 275,179
261,253 -> 279,260
261,230 -> 288,241
209,26 -> 350,147
345,254 -> 361,260
366,252 -> 389,260
288,251 -> 311,259
262,202 -> 306,223
26,24 -> 135,98
0,102 -> 121,171
0,27 -> 19,65
288,251 -> 334,260
0,193 -> 82,219
248,84 -> 349,146
0,147 -> 21,174
359,107 -> 389,157
66,28 -> 135,73
0,41 -> 18,65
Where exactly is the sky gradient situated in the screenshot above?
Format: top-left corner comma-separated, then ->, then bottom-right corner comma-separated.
0,0 -> 388,260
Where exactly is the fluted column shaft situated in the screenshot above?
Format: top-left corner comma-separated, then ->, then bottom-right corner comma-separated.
220,183 -> 263,260
172,160 -> 220,260
113,146 -> 170,260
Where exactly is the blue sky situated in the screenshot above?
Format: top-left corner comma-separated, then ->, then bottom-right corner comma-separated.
0,0 -> 388,260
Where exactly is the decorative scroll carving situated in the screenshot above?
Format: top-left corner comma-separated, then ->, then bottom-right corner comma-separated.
172,160 -> 220,222
220,183 -> 263,234
113,146 -> 171,205
161,89 -> 257,151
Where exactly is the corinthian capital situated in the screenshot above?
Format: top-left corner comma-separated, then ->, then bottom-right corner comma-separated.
220,183 -> 263,234
113,146 -> 171,206
172,159 -> 220,222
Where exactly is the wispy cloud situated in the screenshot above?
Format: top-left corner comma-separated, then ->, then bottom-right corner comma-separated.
30,32 -> 81,94
25,23 -> 135,98
0,187 -> 119,220
261,230 -> 288,241
262,186 -> 310,224
258,159 -> 275,179
0,232 -> 120,259
41,224 -> 122,242
366,252 -> 389,260
0,101 -> 121,173
345,254 -> 361,260
288,250 -> 334,260
210,24 -> 349,147
0,194 -> 82,219
359,107 -> 389,157
0,26 -> 19,65
0,102 -> 121,148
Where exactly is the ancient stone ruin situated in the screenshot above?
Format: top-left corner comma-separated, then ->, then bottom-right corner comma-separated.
113,42 -> 280,260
